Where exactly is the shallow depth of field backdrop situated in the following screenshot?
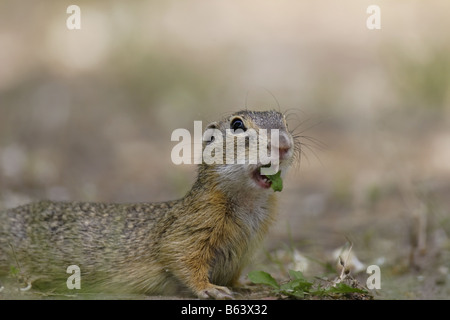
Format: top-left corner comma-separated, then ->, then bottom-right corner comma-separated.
1,1 -> 449,299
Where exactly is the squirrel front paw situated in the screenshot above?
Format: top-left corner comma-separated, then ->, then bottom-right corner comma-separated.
197,285 -> 234,300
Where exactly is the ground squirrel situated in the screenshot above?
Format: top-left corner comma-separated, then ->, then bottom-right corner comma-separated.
0,110 -> 297,299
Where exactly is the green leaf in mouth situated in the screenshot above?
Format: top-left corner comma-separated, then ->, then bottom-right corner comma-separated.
267,170 -> 283,192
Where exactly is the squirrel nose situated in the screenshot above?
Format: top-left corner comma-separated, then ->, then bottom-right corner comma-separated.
279,146 -> 291,160
272,131 -> 292,161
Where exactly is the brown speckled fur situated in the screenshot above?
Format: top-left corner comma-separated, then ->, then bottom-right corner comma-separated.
0,110 -> 296,298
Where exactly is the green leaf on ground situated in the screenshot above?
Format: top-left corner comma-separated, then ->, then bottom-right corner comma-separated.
247,270 -> 280,289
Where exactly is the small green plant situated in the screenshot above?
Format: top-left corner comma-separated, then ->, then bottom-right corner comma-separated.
9,265 -> 20,278
248,269 -> 369,299
267,170 -> 283,192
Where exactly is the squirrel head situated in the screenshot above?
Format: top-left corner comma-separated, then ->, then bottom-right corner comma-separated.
199,110 -> 296,194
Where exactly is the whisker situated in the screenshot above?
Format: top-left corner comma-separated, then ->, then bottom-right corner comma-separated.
296,118 -> 326,135
299,146 -> 310,166
297,135 -> 328,150
260,88 -> 281,113
289,116 -> 317,134
299,142 -> 324,167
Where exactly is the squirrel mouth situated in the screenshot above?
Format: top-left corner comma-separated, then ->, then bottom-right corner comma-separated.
252,168 -> 272,189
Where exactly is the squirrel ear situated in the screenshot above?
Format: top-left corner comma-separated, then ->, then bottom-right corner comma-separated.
205,122 -> 218,130
204,122 -> 218,144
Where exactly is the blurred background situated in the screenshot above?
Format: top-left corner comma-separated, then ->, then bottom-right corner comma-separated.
1,0 -> 449,299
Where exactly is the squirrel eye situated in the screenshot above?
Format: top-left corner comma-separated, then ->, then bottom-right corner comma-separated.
230,118 -> 246,132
